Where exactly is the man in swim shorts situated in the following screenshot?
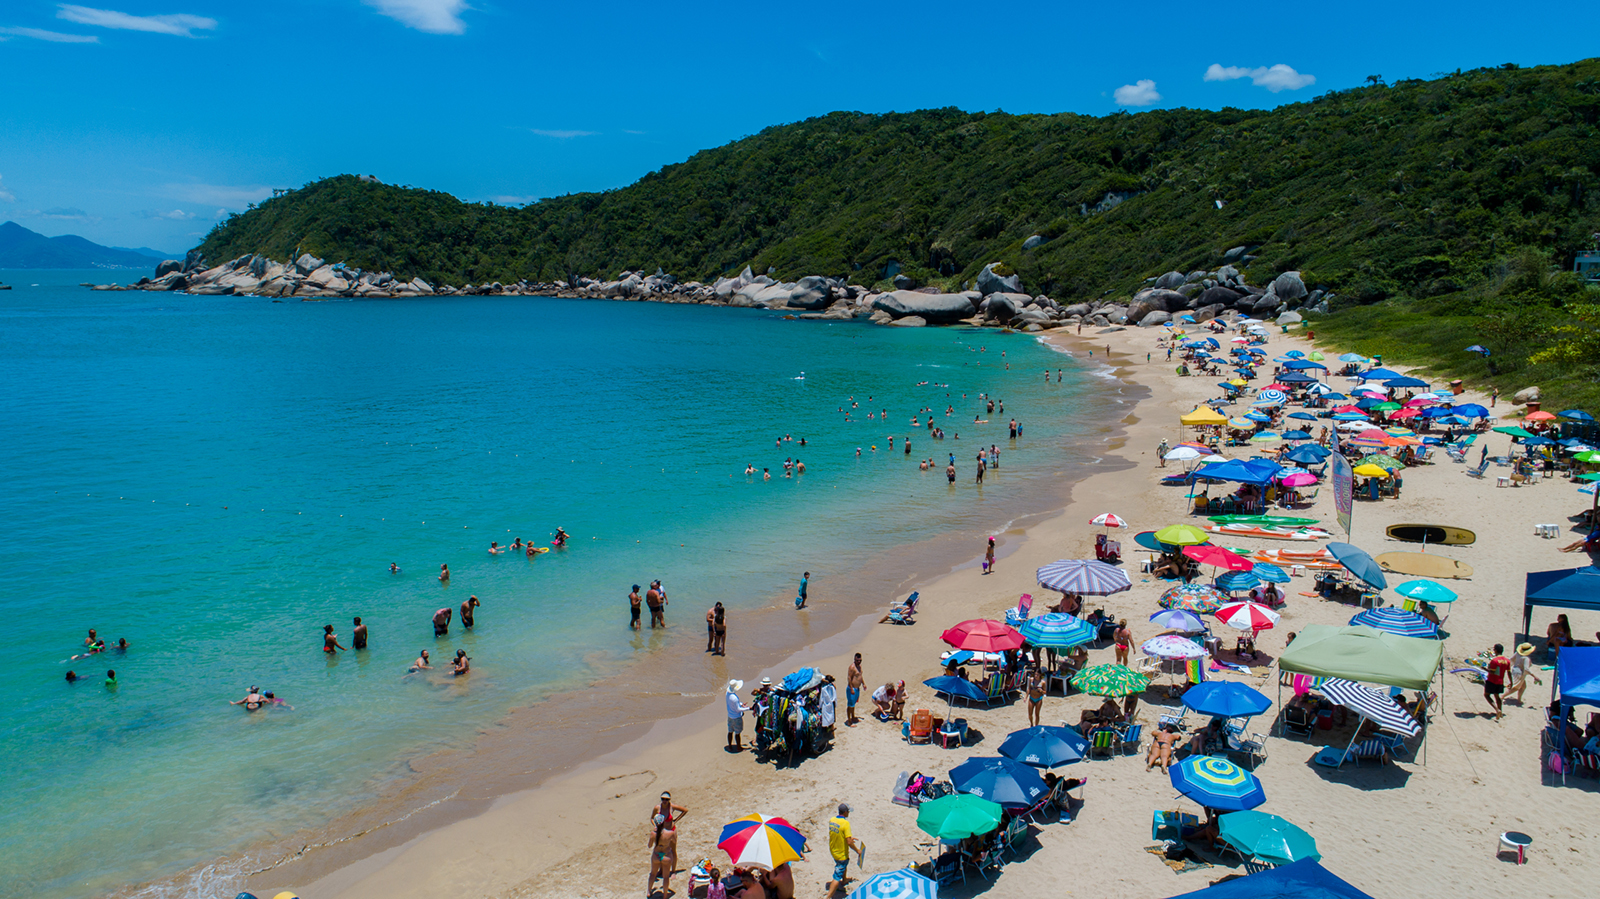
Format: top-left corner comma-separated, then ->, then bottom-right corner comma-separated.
433,607 -> 452,637
630,585 -> 642,629
410,650 -> 431,671
846,653 -> 863,726
1484,643 -> 1510,720
460,595 -> 479,629
352,616 -> 368,650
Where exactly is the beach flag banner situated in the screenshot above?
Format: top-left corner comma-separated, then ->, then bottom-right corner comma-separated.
1329,447 -> 1353,539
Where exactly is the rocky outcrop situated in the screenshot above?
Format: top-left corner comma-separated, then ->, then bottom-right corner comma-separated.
788,275 -> 833,310
873,290 -> 978,324
1513,386 -> 1541,405
1022,234 -> 1047,250
1271,271 -> 1307,302
1153,271 -> 1187,291
975,262 -> 1022,296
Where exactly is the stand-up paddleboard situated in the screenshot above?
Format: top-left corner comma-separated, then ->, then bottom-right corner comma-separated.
1376,552 -> 1474,579
1385,523 -> 1476,545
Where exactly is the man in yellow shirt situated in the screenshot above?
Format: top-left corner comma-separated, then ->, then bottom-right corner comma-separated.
825,803 -> 863,897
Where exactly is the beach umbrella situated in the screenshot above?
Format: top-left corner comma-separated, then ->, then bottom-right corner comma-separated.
1356,454 -> 1404,472
1160,583 -> 1227,613
1256,389 -> 1289,404
1184,544 -> 1254,572
1150,608 -> 1207,632
1560,409 -> 1594,422
1320,677 -> 1421,740
1215,600 -> 1280,631
948,756 -> 1049,809
1250,431 -> 1282,443
1183,681 -> 1272,719
1215,571 -> 1263,594
1309,352 -> 1325,361
1282,430 -> 1312,441
941,619 -> 1024,652
1154,524 -> 1210,546
1326,542 -> 1386,590
1143,635 -> 1208,660
998,725 -> 1089,768
1227,378 -> 1248,387
915,794 -> 1004,841
1282,350 -> 1306,359
1164,446 -> 1207,462
1251,562 -> 1290,584
1035,559 -> 1132,596
718,814 -> 808,870
1452,403 -> 1490,418
1493,425 -> 1536,439
1524,410 -> 1557,421
922,675 -> 990,719
1338,353 -> 1367,363
1227,417 -> 1256,429
1383,377 -> 1428,389
1071,664 -> 1150,697
1576,450 -> 1600,464
1245,411 -> 1273,423
853,869 -> 939,899
1288,412 -> 1318,421
1350,607 -> 1439,638
1018,613 -> 1096,649
1218,811 -> 1321,865
1371,401 -> 1403,413
1351,463 -> 1392,478
1280,471 -> 1317,487
1170,756 -> 1266,812
1333,412 -> 1369,422
1332,405 -> 1361,414
1090,512 -> 1128,529
1284,445 -> 1331,464
1387,408 -> 1421,419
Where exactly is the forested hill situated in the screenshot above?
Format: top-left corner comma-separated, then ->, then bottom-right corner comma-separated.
197,59 -> 1600,301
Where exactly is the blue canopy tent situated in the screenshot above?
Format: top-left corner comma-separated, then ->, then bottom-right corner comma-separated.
1188,459 -> 1278,486
1163,859 -> 1376,899
1357,368 -> 1404,381
1276,372 -> 1318,384
1551,647 -> 1600,783
1522,566 -> 1600,636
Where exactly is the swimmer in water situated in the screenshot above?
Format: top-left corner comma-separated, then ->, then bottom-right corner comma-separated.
71,640 -> 106,661
323,624 -> 347,653
461,595 -> 480,628
84,628 -> 98,648
745,464 -> 755,475
511,537 -> 523,551
763,468 -> 771,480
439,563 -> 450,582
489,541 -> 504,554
410,649 -> 432,671
553,527 -> 570,546
263,691 -> 294,710
353,616 -> 368,649
231,686 -> 264,711
451,649 -> 470,676
527,542 -> 537,557
390,562 -> 401,574
65,670 -> 79,683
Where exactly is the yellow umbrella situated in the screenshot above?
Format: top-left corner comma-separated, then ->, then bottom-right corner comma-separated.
1351,463 -> 1392,478
1228,379 -> 1247,387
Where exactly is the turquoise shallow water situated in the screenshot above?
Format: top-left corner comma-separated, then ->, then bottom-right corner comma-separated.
0,271 -> 1111,899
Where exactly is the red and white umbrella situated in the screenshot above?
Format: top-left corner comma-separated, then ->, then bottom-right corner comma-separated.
1214,601 -> 1281,632
1090,512 -> 1128,529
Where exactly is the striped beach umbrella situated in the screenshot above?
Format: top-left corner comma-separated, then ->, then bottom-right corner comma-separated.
1089,512 -> 1128,529
1072,664 -> 1151,697
1251,562 -> 1290,584
1255,389 -> 1288,405
1035,559 -> 1132,596
1215,571 -> 1262,593
1215,600 -> 1280,631
718,814 -> 808,870
1160,583 -> 1226,613
1170,756 -> 1266,811
1250,431 -> 1282,443
1228,417 -> 1256,429
1149,609 -> 1207,633
1142,635 -> 1207,660
1320,678 -> 1421,735
1019,613 -> 1096,649
853,868 -> 940,899
1349,607 -> 1438,638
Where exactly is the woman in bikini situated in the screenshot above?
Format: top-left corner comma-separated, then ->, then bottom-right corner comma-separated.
323,624 -> 346,654
230,686 -> 264,711
712,603 -> 727,656
1026,668 -> 1046,726
1113,620 -> 1131,666
646,813 -> 678,897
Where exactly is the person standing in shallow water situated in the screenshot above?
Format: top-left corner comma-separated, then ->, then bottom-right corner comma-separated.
323,624 -> 346,653
352,616 -> 368,650
460,595 -> 480,629
629,584 -> 643,629
797,572 -> 809,609
433,607 -> 452,637
439,563 -> 450,582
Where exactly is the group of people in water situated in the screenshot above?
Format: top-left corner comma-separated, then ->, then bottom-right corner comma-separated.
64,629 -> 128,686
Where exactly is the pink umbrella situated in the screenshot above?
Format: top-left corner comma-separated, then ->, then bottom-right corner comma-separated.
1331,405 -> 1362,414
1357,428 -> 1387,440
1090,512 -> 1128,529
1281,472 -> 1318,487
1402,397 -> 1440,407
1183,544 -> 1254,572
1388,408 -> 1421,419
1215,601 -> 1280,631
941,619 -> 1025,652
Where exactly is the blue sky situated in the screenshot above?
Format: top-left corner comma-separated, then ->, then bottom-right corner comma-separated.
0,1 -> 1594,254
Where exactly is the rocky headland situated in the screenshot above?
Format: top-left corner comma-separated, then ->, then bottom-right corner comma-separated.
94,248 -> 1338,332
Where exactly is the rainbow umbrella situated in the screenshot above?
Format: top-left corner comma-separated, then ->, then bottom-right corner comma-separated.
1160,583 -> 1226,613
1170,756 -> 1266,811
1072,664 -> 1150,696
718,814 -> 808,871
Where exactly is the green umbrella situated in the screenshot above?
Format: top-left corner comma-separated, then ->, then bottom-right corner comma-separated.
915,793 -> 1004,840
1372,401 -> 1402,412
1154,524 -> 1210,546
1218,810 -> 1321,864
1576,450 -> 1600,464
1580,472 -> 1600,482
1356,453 -> 1405,472
1493,426 -> 1536,439
1072,664 -> 1151,697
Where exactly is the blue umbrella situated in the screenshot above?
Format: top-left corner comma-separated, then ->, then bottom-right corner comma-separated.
1206,338 -> 1220,349
1019,613 -> 1096,648
1276,372 -> 1317,384
1245,411 -> 1273,423
1326,542 -> 1386,590
1282,350 -> 1306,358
1437,415 -> 1471,426
1182,681 -> 1272,718
1284,360 -> 1327,371
1358,368 -> 1404,381
1217,571 -> 1262,593
1355,398 -> 1384,410
1282,430 -> 1311,440
853,869 -> 939,899
1170,756 -> 1267,811
1560,409 -> 1594,422
949,756 -> 1049,809
1523,436 -> 1555,447
1150,608 -> 1207,632
1284,445 -> 1331,465
1394,579 -> 1458,603
1465,345 -> 1491,356
1350,607 -> 1439,638
1338,353 -> 1367,363
923,676 -> 989,705
1288,412 -> 1317,421
1451,403 -> 1490,418
1383,377 -> 1428,389
1322,393 -> 1348,401
1332,412 -> 1369,421
998,725 -> 1088,768
1251,562 -> 1290,584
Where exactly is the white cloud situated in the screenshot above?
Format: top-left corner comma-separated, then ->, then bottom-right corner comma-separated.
0,26 -> 99,42
144,208 -> 196,220
1113,79 -> 1161,107
162,183 -> 273,208
1204,63 -> 1316,93
57,5 -> 216,37
529,129 -> 597,139
0,174 -> 14,203
365,0 -> 469,35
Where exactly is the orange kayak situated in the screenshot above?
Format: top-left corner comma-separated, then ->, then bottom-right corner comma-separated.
1207,525 -> 1332,541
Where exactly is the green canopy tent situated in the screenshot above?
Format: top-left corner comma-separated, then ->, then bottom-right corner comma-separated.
1276,624 -> 1445,762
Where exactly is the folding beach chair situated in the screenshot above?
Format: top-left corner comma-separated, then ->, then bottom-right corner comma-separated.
1088,727 -> 1117,760
886,591 -> 920,625
1004,593 -> 1034,627
1117,723 -> 1143,755
907,709 -> 934,744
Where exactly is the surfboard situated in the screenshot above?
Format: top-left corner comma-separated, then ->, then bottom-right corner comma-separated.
1375,552 -> 1474,579
1385,523 -> 1476,545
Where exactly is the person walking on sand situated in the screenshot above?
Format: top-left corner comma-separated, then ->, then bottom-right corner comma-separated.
1506,642 -> 1542,705
460,595 -> 480,629
983,537 -> 996,574
646,811 -> 678,898
629,584 -> 642,629
725,678 -> 748,750
846,653 -> 864,726
1484,644 -> 1510,719
323,624 -> 346,653
825,803 -> 863,899
352,616 -> 368,650
1026,667 -> 1046,726
1158,437 -> 1170,468
1113,619 -> 1132,666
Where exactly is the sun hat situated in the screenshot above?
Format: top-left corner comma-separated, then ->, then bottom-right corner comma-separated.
727,679 -> 744,692
1517,642 -> 1535,657
760,677 -> 772,687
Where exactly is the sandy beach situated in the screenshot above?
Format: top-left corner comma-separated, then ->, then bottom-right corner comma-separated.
248,323 -> 1598,899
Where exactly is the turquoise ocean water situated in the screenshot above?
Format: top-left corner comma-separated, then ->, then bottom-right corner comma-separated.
0,270 -> 1114,899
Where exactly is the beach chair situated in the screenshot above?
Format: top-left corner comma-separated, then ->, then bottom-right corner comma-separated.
1152,810 -> 1201,843
1282,706 -> 1315,738
932,850 -> 965,888
885,591 -> 920,625
907,709 -> 934,744
1088,727 -> 1117,760
1117,723 -> 1143,755
1157,705 -> 1188,731
1227,730 -> 1269,769
1003,592 -> 1034,627
1465,457 -> 1490,478
1003,815 -> 1030,859
1375,731 -> 1410,761
1242,858 -> 1276,875
981,672 -> 1006,708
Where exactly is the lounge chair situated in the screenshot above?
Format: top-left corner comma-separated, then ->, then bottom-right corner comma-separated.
883,591 -> 920,625
907,709 -> 934,744
932,851 -> 965,888
1157,705 -> 1187,731
981,672 -> 1006,708
1117,723 -> 1143,755
1465,457 -> 1490,478
1088,727 -> 1117,760
1003,815 -> 1030,859
1004,592 -> 1034,627
1282,706 -> 1315,738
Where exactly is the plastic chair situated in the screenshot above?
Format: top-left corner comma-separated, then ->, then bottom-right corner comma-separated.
907,709 -> 934,744
1088,727 -> 1117,760
1117,723 -> 1143,755
1227,730 -> 1269,769
1157,706 -> 1187,731
1282,706 -> 1315,738
886,591 -> 920,625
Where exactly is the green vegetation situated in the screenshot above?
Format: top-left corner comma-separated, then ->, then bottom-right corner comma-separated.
196,59 -> 1600,406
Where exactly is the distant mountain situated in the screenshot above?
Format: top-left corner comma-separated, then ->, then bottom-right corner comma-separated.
0,222 -> 174,269
111,245 -> 174,260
